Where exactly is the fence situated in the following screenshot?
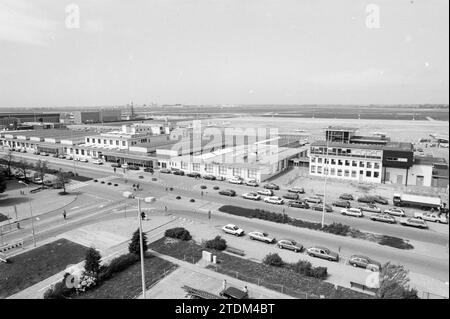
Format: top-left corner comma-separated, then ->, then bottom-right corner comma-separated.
421,291 -> 449,299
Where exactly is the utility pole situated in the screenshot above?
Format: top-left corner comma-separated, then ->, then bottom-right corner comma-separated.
321,138 -> 329,228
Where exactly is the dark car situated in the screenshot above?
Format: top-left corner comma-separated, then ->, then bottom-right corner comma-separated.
288,200 -> 309,209
357,196 -> 376,204
332,200 -> 351,208
143,167 -> 154,173
128,165 -> 140,170
203,174 -> 216,180
339,193 -> 354,201
373,196 -> 388,205
219,287 -> 249,299
277,239 -> 303,252
263,183 -> 280,190
219,189 -> 236,196
288,187 -> 305,194
187,172 -> 201,178
349,255 -> 382,272
172,170 -> 185,176
312,203 -> 333,212
282,193 -> 299,200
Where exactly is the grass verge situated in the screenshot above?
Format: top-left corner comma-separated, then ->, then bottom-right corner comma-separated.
149,237 -> 203,263
0,239 -> 88,298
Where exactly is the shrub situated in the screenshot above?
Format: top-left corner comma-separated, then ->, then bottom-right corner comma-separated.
94,179 -> 98,182
107,182 -> 112,185
378,236 -> 414,250
176,196 -> 181,200
213,186 -> 219,190
205,236 -> 227,251
128,229 -> 148,257
290,260 -> 313,275
84,247 -> 102,276
169,187 -> 174,191
322,223 -> 351,236
308,266 -> 328,279
43,273 -> 74,299
263,253 -> 284,267
139,176 -> 144,179
101,181 -> 105,184
151,178 -> 157,181
104,253 -> 139,276
165,227 -> 192,241
190,199 -> 195,202
114,184 -> 118,186
200,185 -> 207,189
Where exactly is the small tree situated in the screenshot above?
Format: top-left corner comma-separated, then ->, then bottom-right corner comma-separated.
205,236 -> 227,251
56,169 -> 70,194
17,159 -> 31,182
84,247 -> 102,276
34,159 -> 48,184
263,253 -> 284,267
128,229 -> 148,258
377,262 -> 418,299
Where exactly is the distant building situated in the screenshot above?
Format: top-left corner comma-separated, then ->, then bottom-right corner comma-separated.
0,112 -> 60,130
60,109 -> 122,124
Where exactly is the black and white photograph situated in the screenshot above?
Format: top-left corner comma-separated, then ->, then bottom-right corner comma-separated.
0,0 -> 448,311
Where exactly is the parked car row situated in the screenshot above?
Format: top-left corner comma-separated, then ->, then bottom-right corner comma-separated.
221,224 -> 383,270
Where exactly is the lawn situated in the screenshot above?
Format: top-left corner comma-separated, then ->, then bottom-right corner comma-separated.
0,238 -> 88,298
151,237 -> 371,299
149,237 -> 204,264
75,255 -> 177,299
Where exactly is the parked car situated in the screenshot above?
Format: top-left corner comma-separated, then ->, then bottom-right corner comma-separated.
348,255 -> 381,272
287,200 -> 309,209
65,155 -> 73,160
357,196 -> 376,204
245,179 -> 259,187
306,246 -> 339,262
282,193 -> 299,200
52,153 -> 58,158
341,208 -> 363,217
413,212 -> 448,224
122,163 -> 129,169
248,231 -> 275,244
128,165 -> 140,171
257,189 -> 274,196
58,154 -> 66,159
312,203 -> 333,212
277,239 -> 303,252
242,192 -> 261,200
339,193 -> 354,201
305,197 -> 322,205
228,177 -> 243,184
400,218 -> 428,229
332,200 -> 351,208
172,170 -> 184,175
160,168 -> 172,174
288,187 -> 305,194
219,286 -> 249,299
79,158 -> 88,163
370,213 -> 396,224
359,204 -> 381,213
33,178 -> 43,184
384,207 -> 406,217
264,183 -> 280,190
203,174 -> 216,180
218,189 -> 236,197
222,224 -> 245,236
143,167 -> 153,173
111,163 -> 121,168
92,159 -> 103,165
264,196 -> 284,205
373,196 -> 389,205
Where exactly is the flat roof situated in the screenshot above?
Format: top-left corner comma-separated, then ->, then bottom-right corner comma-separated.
311,141 -> 384,150
1,129 -> 95,140
326,126 -> 358,132
414,156 -> 447,166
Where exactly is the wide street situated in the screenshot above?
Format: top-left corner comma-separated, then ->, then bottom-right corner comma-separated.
1,151 -> 449,287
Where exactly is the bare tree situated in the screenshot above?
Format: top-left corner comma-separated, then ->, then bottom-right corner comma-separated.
16,159 -> 31,182
2,150 -> 14,178
56,169 -> 70,194
34,160 -> 48,185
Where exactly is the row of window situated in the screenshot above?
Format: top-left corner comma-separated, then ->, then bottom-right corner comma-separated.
311,157 -> 380,169
87,137 -> 127,147
310,165 -> 380,179
170,161 -> 258,179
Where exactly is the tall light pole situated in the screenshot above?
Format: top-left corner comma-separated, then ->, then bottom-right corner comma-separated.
123,191 -> 155,299
18,181 -> 36,247
321,137 -> 329,228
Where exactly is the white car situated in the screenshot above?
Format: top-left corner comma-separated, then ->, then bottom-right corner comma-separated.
242,192 -> 261,200
257,189 -> 274,196
79,158 -> 88,163
400,218 -> 428,229
33,178 -> 43,184
228,177 -> 243,184
384,207 -> 406,217
340,208 -> 364,217
248,231 -> 275,244
92,159 -> 103,165
222,224 -> 245,236
264,196 -> 284,205
245,179 -> 259,187
122,163 -> 129,169
414,212 -> 448,224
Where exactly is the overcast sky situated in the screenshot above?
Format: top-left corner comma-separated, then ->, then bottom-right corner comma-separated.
0,0 -> 448,107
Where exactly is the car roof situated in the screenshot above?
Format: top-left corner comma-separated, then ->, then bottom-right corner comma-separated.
310,246 -> 329,251
280,239 -> 296,243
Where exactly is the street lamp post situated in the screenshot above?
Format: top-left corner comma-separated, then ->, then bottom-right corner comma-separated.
321,138 -> 329,228
18,181 -> 36,247
123,191 -> 155,299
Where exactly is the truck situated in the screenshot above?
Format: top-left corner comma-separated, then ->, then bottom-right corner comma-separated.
393,193 -> 442,210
